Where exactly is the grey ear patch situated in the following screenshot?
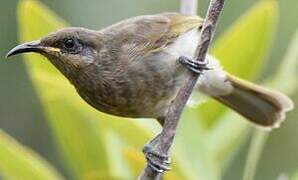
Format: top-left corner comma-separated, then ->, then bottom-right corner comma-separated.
81,49 -> 97,64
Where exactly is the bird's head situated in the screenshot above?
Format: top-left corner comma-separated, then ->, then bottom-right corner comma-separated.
6,27 -> 104,79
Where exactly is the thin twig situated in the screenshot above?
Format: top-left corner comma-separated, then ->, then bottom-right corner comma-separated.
139,0 -> 225,179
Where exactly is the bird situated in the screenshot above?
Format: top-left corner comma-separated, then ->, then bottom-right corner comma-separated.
6,12 -> 294,172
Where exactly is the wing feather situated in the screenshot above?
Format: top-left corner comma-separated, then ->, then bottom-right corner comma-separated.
101,13 -> 203,60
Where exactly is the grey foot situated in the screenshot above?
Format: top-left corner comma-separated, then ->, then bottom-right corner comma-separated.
143,134 -> 171,173
178,56 -> 211,74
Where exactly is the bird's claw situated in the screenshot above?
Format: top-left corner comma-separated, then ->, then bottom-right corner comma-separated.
178,55 -> 211,74
143,145 -> 171,173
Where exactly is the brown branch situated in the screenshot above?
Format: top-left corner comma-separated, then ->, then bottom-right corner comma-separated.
139,0 -> 225,179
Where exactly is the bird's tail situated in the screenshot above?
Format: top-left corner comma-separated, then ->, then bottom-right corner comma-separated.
212,74 -> 294,129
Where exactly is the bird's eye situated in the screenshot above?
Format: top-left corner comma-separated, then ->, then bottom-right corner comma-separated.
64,38 -> 76,49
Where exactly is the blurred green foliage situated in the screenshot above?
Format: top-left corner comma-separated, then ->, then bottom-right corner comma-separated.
0,129 -> 64,180
0,0 -> 297,180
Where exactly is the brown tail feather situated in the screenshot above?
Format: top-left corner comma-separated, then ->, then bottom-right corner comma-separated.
213,74 -> 294,129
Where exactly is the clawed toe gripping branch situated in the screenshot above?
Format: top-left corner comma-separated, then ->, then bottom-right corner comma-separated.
178,56 -> 211,74
138,0 -> 225,179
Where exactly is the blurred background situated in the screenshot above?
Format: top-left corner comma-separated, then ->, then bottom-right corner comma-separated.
0,0 -> 297,179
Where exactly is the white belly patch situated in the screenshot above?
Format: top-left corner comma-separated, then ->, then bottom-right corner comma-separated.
164,28 -> 234,96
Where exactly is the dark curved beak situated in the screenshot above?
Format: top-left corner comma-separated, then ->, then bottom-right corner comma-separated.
6,40 -> 42,58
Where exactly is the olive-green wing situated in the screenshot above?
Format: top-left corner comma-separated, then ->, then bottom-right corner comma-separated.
101,13 -> 203,59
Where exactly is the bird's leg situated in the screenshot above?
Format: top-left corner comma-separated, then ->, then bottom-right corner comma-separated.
143,133 -> 171,173
178,55 -> 211,74
142,56 -> 209,173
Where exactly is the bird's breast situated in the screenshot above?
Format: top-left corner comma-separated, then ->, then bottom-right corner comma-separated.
74,28 -> 201,119
75,54 -> 186,119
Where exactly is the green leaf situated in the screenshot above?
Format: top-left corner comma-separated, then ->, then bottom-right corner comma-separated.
98,115 -> 151,149
0,129 -> 64,180
212,0 -> 278,79
210,28 -> 298,173
292,171 -> 298,180
174,108 -> 220,180
206,112 -> 250,170
242,130 -> 269,180
104,130 -> 133,179
241,29 -> 298,180
268,29 -> 298,94
198,0 -> 278,127
123,148 -> 145,178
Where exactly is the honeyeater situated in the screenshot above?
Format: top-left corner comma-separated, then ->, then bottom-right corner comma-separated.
6,12 -> 294,172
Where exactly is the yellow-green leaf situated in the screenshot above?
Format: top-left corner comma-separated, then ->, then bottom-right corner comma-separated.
209,28 -> 298,171
212,0 -> 278,79
174,108 -> 220,180
0,129 -> 64,180
269,29 -> 298,94
206,112 -> 250,170
104,130 -> 133,179
198,0 -> 278,127
292,171 -> 298,180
